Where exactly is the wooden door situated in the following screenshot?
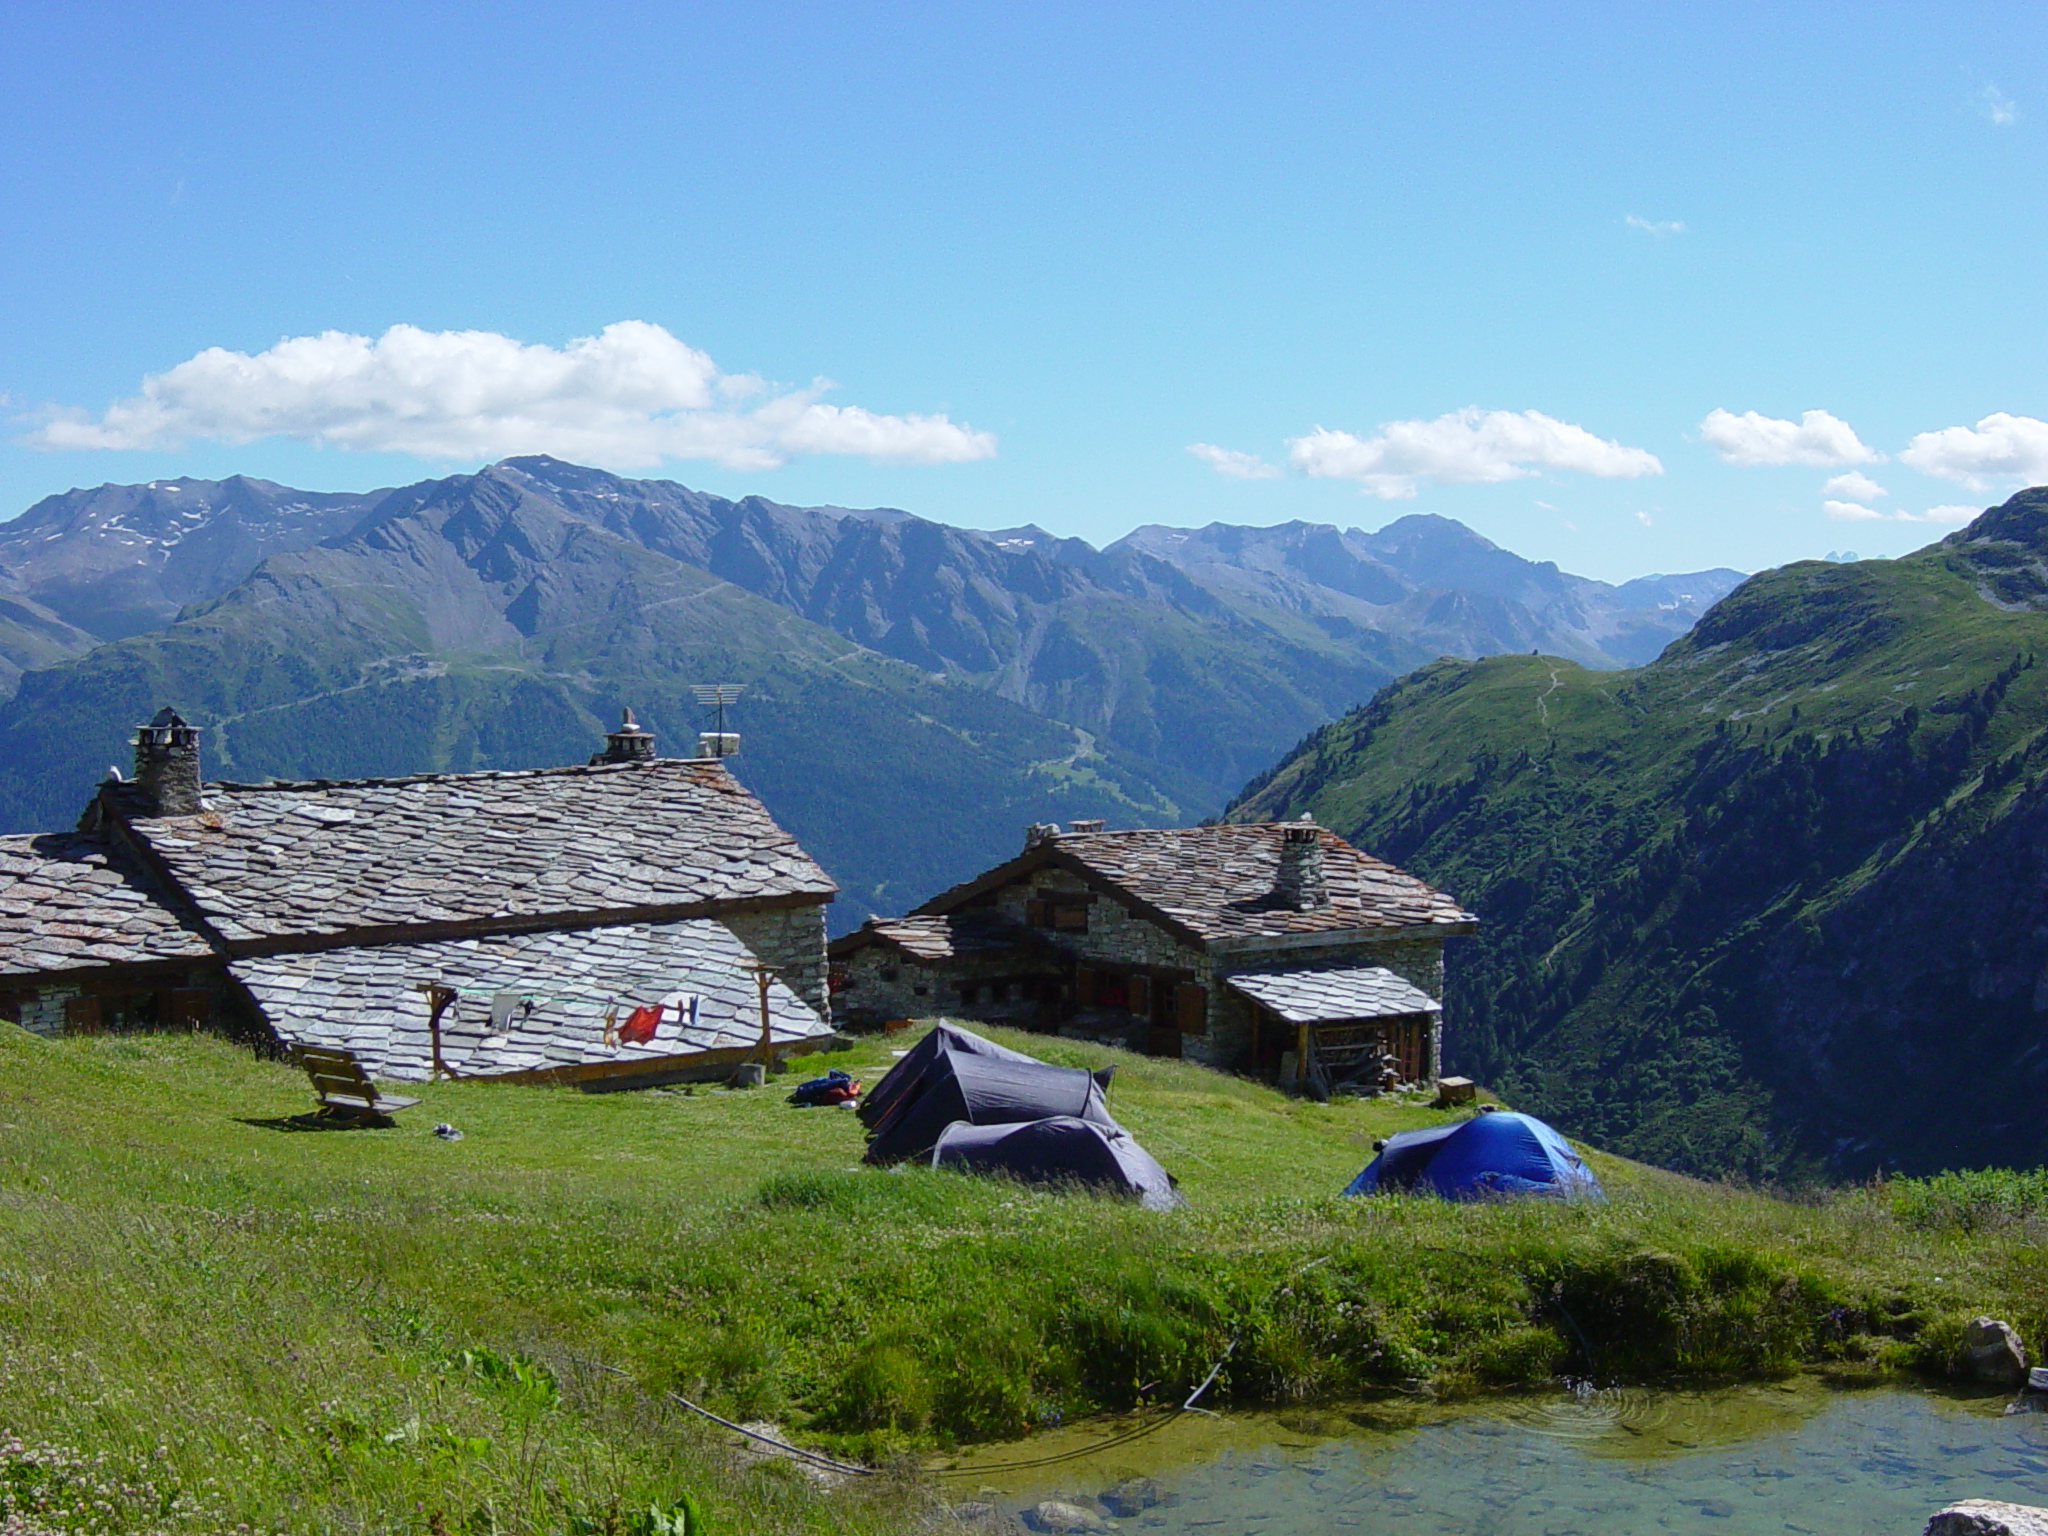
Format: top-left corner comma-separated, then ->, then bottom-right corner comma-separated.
1175,983 -> 1207,1036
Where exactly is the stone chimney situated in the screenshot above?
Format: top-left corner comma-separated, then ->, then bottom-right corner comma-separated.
132,707 -> 203,817
594,707 -> 656,764
1272,819 -> 1329,910
1023,822 -> 1062,851
1067,819 -> 1106,834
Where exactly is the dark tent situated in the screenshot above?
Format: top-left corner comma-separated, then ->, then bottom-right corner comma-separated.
863,1048 -> 1118,1165
1343,1111 -> 1602,1201
933,1116 -> 1185,1210
857,1022 -> 1045,1132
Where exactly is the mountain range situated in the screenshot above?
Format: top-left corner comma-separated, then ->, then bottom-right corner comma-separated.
0,456 -> 1741,923
1231,487 -> 2048,1180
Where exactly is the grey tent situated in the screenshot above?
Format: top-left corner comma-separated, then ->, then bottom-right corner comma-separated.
862,1047 -> 1118,1165
933,1116 -> 1185,1210
857,1021 -> 1043,1134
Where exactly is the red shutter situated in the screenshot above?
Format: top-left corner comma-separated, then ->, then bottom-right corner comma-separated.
1175,984 -> 1207,1035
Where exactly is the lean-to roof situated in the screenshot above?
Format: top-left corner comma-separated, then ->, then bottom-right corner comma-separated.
0,833 -> 215,979
828,912 -> 1045,963
1224,965 -> 1441,1025
231,915 -> 827,1081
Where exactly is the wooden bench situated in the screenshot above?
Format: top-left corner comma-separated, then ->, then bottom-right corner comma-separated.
296,1046 -> 422,1125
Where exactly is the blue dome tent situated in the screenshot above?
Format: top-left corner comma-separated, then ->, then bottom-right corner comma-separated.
1344,1110 -> 1602,1200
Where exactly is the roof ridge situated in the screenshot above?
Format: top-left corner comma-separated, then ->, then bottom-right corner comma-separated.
205,757 -> 719,793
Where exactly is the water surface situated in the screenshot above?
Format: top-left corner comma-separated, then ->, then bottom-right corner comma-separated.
943,1384 -> 2048,1533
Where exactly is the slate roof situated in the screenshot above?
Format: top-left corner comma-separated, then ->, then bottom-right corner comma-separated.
0,833 -> 215,979
916,824 -> 1474,949
830,913 -> 1044,963
1224,965 -> 1442,1025
231,916 -> 829,1081
117,758 -> 835,947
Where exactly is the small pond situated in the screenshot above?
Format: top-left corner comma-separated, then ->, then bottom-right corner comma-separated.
939,1383 -> 2048,1533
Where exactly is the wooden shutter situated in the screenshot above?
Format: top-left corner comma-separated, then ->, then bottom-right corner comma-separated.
1025,899 -> 1049,928
1074,966 -> 1098,1006
1175,983 -> 1207,1035
1127,975 -> 1151,1018
63,996 -> 102,1035
171,989 -> 211,1031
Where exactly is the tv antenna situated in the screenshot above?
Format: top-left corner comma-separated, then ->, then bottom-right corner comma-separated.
690,683 -> 745,757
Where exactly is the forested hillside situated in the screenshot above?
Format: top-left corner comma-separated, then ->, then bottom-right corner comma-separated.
1231,488 -> 2048,1181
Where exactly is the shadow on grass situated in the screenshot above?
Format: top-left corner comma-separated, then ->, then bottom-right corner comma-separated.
235,1114 -> 397,1133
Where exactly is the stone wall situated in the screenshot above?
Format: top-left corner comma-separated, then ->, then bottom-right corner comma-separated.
7,982 -> 80,1036
722,902 -> 831,1020
831,943 -> 1052,1029
833,944 -> 939,1025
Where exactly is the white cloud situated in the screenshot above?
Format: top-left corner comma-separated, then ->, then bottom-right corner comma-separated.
25,321 -> 996,471
1980,83 -> 2018,126
1899,412 -> 2048,488
1826,499 -> 1979,525
1186,443 -> 1282,480
1700,408 -> 1881,467
1822,470 -> 1888,501
1286,408 -> 1662,499
1634,511 -> 1653,526
1625,214 -> 1686,236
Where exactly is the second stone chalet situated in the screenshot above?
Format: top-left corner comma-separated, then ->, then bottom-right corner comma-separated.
0,708 -> 839,1085
830,818 -> 1475,1092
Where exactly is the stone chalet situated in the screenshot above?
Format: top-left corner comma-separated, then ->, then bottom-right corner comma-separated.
829,818 -> 1476,1090
0,709 -> 839,1085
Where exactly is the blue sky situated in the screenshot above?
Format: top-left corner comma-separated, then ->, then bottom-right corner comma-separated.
2,2 -> 2044,582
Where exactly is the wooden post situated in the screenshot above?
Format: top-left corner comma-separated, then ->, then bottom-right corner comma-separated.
415,982 -> 459,1080
1296,1022 -> 1309,1087
743,960 -> 779,1067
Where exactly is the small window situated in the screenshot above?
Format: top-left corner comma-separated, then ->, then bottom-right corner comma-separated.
912,984 -> 928,997
881,967 -> 900,983
1052,903 -> 1088,932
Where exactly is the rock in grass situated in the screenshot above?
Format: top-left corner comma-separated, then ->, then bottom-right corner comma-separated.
1964,1317 -> 2030,1387
1099,1476 -> 1166,1515
1024,1500 -> 1107,1533
1925,1499 -> 2048,1535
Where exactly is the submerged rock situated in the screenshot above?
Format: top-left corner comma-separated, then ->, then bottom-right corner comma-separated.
1099,1475 -> 1167,1515
1023,1500 -> 1107,1534
1926,1499 -> 2048,1535
1963,1318 -> 2030,1388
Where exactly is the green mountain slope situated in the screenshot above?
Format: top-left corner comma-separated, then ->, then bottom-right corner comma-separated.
0,470 -> 1186,924
1229,488 -> 2048,1181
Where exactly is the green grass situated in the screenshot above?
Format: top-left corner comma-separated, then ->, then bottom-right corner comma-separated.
2,1022 -> 2044,1535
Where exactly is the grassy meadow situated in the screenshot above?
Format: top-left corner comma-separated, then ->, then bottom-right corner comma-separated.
1,1020 -> 2044,1536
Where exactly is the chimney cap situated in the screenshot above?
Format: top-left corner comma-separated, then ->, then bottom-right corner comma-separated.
593,706 -> 657,765
1067,818 -> 1106,834
147,706 -> 190,730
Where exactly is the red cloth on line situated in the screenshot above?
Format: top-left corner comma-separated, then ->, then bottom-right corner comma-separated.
617,1004 -> 663,1045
